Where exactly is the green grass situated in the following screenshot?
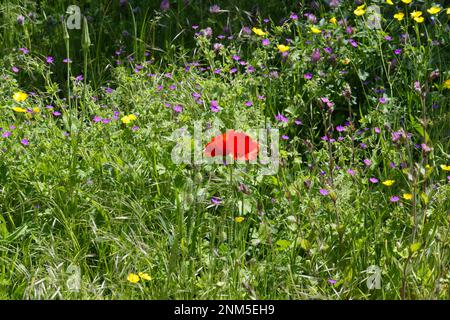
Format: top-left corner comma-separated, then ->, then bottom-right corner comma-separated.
0,0 -> 449,299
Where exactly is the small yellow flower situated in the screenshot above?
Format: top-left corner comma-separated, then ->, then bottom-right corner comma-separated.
121,114 -> 137,124
13,91 -> 28,102
354,4 -> 366,16
414,16 -> 424,23
401,0 -> 412,4
394,12 -> 405,20
138,272 -> 152,281
382,180 -> 395,186
234,216 -> 245,223
443,79 -> 450,89
440,164 -> 450,171
410,11 -> 422,18
252,27 -> 267,36
342,58 -> 351,65
386,0 -> 394,5
127,273 -> 140,283
447,8 -> 450,15
403,193 -> 413,200
329,17 -> 337,25
277,44 -> 290,53
427,7 -> 441,15
12,106 -> 27,113
33,107 -> 40,113
310,26 -> 321,34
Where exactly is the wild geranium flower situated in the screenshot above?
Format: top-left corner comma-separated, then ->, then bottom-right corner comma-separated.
210,100 -> 220,112
403,193 -> 413,200
390,196 -> 400,203
277,44 -> 289,53
234,216 -> 245,223
252,27 -> 267,36
261,38 -> 270,46
127,273 -> 140,283
354,4 -> 366,16
173,105 -> 183,113
275,113 -> 288,123
204,130 -> 259,161
382,180 -> 395,186
121,114 -> 137,124
427,7 -> 441,15
211,197 -> 222,205
310,26 -> 321,34
394,12 -> 405,20
13,91 -> 28,102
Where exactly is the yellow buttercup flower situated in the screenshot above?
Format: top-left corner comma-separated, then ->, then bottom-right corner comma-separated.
394,12 -> 405,20
329,17 -> 337,25
354,4 -> 366,16
402,193 -> 413,200
252,27 -> 267,36
443,79 -> 450,89
13,91 -> 28,102
447,8 -> 450,15
410,11 -> 424,23
310,26 -> 321,34
382,180 -> 395,186
12,106 -> 27,113
138,272 -> 152,281
440,164 -> 450,171
427,7 -> 441,15
127,273 -> 140,283
121,114 -> 137,124
414,16 -> 424,23
386,0 -> 394,5
342,58 -> 351,65
401,0 -> 412,4
234,216 -> 245,223
277,44 -> 290,53
33,107 -> 40,113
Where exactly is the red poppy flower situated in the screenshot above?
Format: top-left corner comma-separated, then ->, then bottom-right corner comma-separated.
204,129 -> 259,161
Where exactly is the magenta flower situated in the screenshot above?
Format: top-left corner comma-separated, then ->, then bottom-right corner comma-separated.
245,101 -> 253,107
390,196 -> 400,203
328,279 -> 337,285
374,127 -> 381,134
211,197 -> 222,205
93,116 -> 102,122
19,47 -> 29,54
12,66 -> 19,73
210,100 -> 220,112
53,111 -> 61,116
281,135 -> 289,140
319,189 -> 329,196
369,177 -> 379,184
275,113 -> 288,123
304,73 -> 313,80
173,105 -> 183,113
160,0 -> 170,11
262,38 -> 270,46
347,168 -> 355,176
45,56 -> 54,64
2,131 -> 11,138
21,138 -> 29,146
364,159 -> 372,167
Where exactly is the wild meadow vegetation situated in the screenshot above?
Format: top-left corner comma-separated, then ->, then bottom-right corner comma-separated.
0,0 -> 449,300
